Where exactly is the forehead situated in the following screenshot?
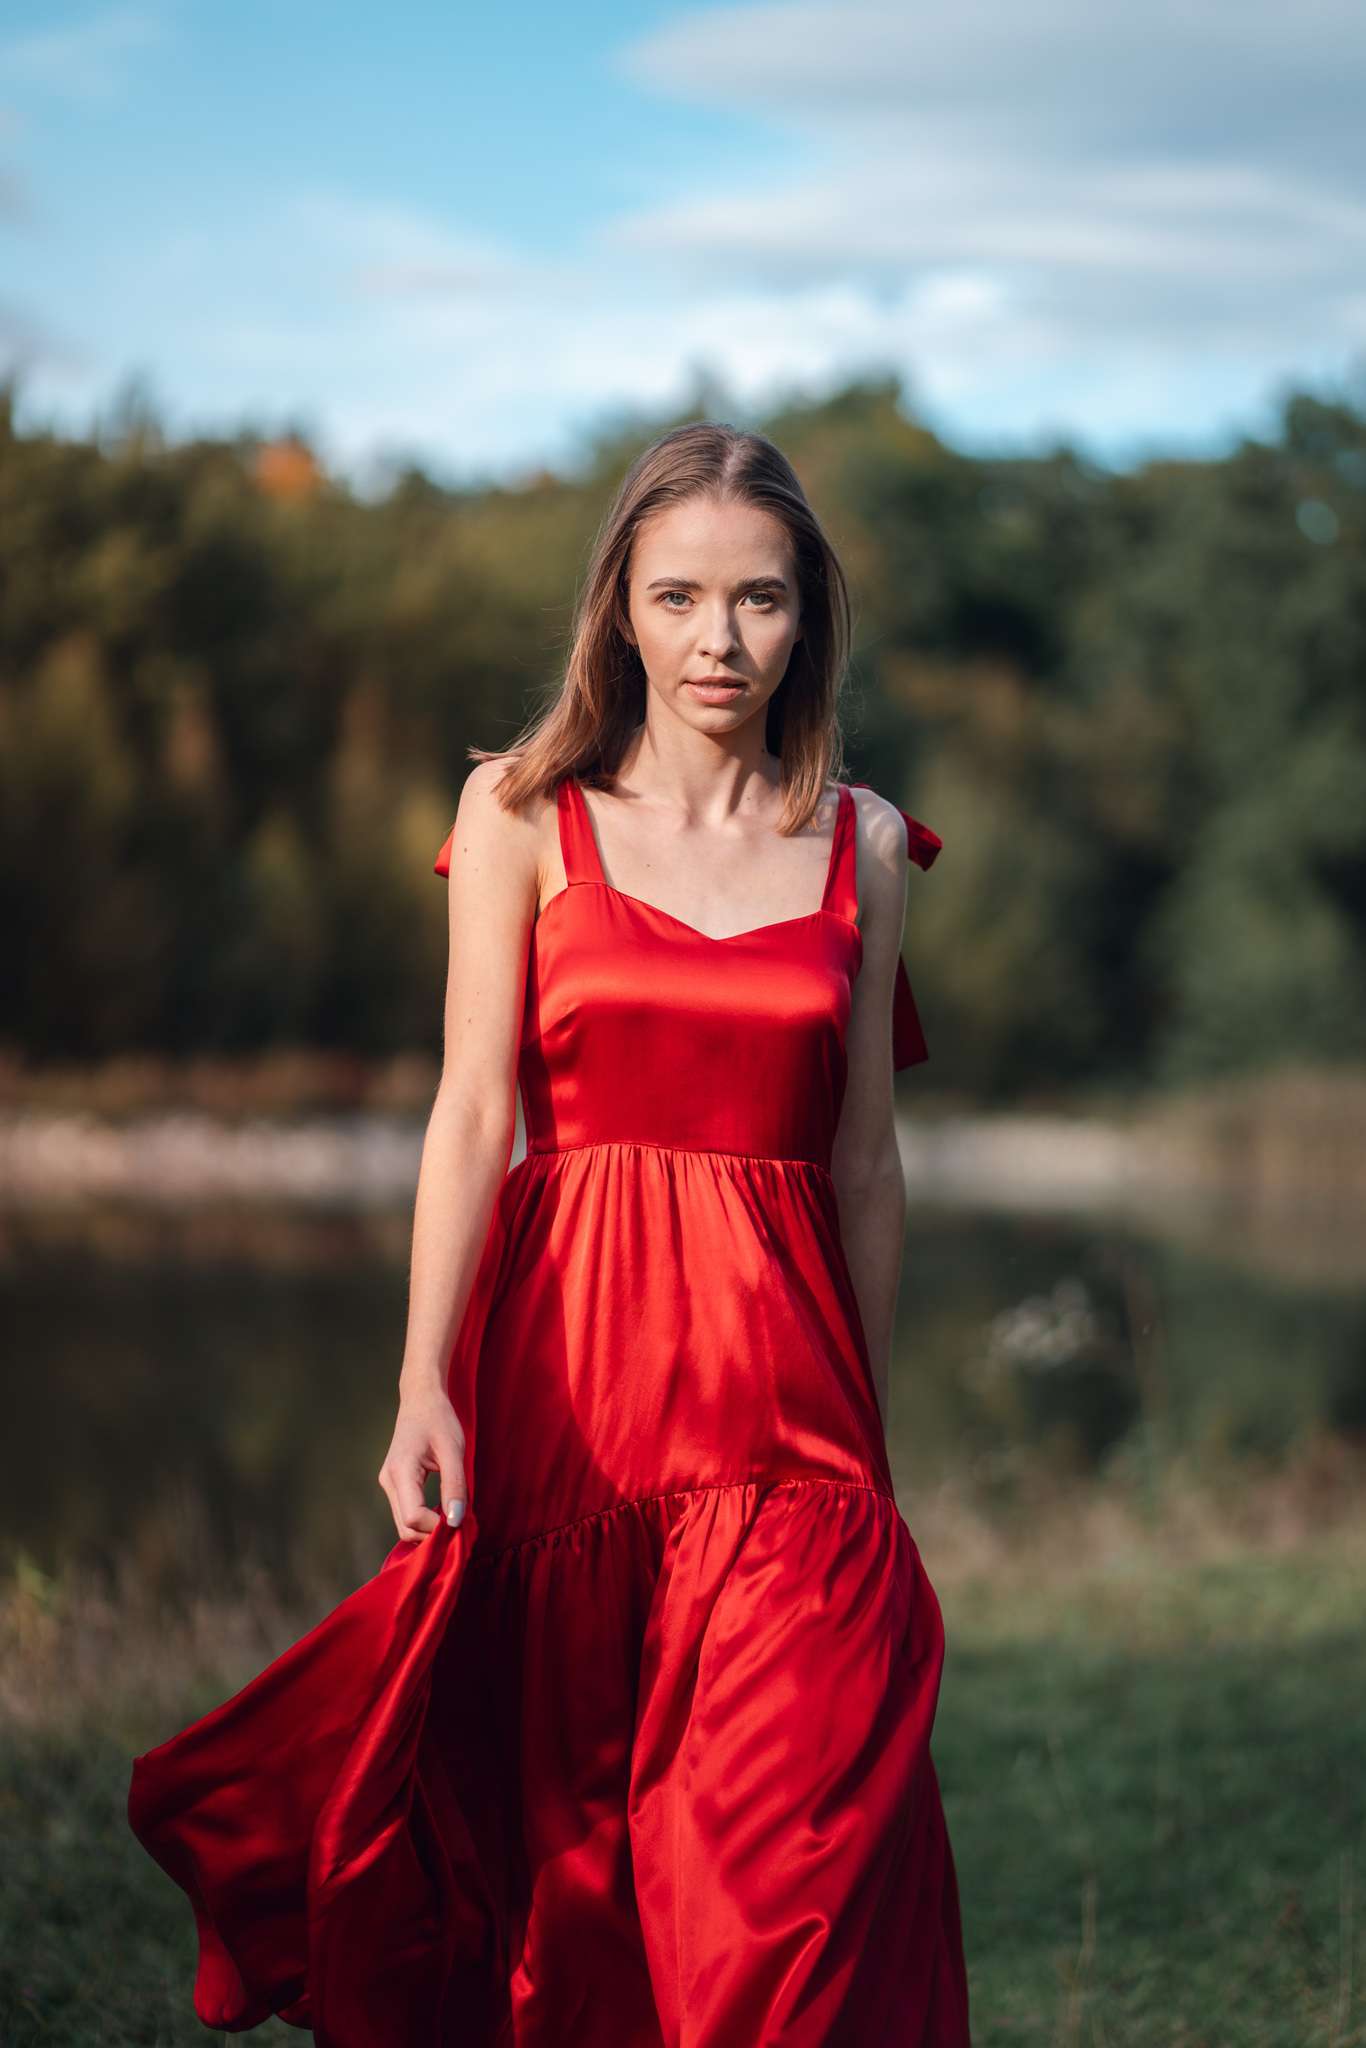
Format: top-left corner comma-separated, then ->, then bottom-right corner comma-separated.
631,496 -> 793,574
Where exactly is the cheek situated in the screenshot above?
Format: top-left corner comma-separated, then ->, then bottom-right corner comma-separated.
635,608 -> 678,659
746,612 -> 800,663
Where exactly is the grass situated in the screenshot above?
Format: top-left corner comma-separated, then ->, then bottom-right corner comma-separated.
937,1547 -> 1366,2045
2,1477 -> 1364,2045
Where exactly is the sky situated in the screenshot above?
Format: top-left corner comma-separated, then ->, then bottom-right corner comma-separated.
2,0 -> 1365,490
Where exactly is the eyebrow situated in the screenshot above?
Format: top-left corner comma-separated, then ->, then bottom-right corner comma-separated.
644,575 -> 790,594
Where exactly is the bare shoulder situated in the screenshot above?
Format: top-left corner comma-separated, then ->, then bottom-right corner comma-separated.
455,758 -> 557,838
847,782 -> 906,863
846,783 -> 908,922
445,759 -> 552,893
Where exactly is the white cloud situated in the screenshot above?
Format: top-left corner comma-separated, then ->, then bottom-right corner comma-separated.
616,0 -> 1366,166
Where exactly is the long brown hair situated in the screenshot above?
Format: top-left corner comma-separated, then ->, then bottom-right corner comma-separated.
469,421 -> 853,834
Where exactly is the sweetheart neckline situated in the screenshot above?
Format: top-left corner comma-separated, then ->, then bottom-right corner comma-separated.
534,879 -> 864,951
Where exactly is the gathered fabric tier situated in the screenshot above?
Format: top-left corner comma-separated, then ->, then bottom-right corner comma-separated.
128,774 -> 970,2046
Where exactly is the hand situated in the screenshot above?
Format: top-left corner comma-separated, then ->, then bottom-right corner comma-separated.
378,1384 -> 469,1543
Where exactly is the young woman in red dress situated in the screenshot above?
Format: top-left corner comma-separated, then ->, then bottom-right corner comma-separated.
129,420 -> 972,2045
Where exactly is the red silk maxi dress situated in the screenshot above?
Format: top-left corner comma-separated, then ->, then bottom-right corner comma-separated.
127,775 -> 971,2047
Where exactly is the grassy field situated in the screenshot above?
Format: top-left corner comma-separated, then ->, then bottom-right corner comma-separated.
937,1547 -> 1365,2044
2,1474 -> 1364,2046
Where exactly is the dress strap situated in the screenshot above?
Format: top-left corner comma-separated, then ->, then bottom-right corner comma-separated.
821,782 -> 859,923
847,781 -> 943,1070
556,775 -> 607,887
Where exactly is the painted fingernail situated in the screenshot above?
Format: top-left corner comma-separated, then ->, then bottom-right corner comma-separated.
446,1500 -> 465,1526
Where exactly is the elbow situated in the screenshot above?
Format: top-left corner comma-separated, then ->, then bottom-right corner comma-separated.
832,1133 -> 905,1215
428,1068 -> 518,1168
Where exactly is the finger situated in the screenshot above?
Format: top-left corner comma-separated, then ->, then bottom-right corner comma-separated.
386,1459 -> 441,1539
439,1439 -> 469,1528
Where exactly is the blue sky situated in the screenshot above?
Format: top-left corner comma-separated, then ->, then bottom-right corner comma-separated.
3,1 -> 1364,488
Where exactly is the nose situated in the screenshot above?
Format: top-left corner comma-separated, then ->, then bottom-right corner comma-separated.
697,602 -> 741,660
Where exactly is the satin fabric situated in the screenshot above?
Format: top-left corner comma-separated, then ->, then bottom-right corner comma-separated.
432,775 -> 942,1072
128,776 -> 970,2045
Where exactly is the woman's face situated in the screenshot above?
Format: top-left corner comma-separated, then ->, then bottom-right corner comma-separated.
623,494 -> 803,741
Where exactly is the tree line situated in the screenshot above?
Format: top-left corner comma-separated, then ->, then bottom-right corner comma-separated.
1,370 -> 1362,1102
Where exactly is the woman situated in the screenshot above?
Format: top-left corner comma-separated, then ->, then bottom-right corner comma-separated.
128,421 -> 971,2045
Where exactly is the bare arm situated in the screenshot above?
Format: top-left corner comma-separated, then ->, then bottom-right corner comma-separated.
829,786 -> 911,1431
378,759 -> 544,1543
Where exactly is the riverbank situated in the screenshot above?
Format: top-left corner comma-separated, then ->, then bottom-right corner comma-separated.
4,1056 -> 1364,1207
5,1059 -> 1364,1290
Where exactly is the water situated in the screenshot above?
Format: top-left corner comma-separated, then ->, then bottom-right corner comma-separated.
3,1196 -> 1364,1594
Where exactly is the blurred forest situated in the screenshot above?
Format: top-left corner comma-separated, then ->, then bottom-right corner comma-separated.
1,370 -> 1363,1104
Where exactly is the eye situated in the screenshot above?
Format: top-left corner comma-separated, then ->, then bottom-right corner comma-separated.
660,590 -> 691,609
745,589 -> 777,609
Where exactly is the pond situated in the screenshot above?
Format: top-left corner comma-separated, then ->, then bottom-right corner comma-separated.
4,1184 -> 1364,1599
